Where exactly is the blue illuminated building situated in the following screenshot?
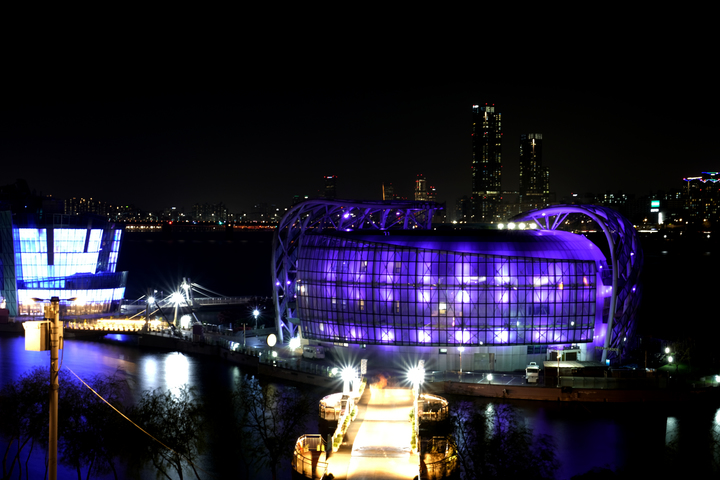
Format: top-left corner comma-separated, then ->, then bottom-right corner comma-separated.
273,200 -> 642,369
0,208 -> 127,317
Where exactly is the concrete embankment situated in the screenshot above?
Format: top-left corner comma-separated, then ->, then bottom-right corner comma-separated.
443,380 -> 719,402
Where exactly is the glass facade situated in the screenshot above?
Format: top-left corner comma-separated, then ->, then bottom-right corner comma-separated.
0,215 -> 127,316
297,230 -> 608,347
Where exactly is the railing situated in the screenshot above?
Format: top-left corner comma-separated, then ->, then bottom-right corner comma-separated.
319,393 -> 344,421
422,453 -> 458,480
418,393 -> 449,423
419,436 -> 458,480
292,434 -> 328,479
192,296 -> 254,306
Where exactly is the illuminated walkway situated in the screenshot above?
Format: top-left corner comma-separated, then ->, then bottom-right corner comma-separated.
328,387 -> 418,480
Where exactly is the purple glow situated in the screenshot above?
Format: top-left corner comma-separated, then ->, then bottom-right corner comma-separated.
295,230 -> 611,347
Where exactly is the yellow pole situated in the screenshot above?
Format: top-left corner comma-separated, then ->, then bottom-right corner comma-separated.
48,297 -> 61,480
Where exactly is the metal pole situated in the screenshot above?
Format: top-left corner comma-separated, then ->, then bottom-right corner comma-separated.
48,296 -> 60,480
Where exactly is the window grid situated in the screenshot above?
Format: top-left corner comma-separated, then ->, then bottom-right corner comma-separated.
12,227 -> 125,316
297,234 -> 597,346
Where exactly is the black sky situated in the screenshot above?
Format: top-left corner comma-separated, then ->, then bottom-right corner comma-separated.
2,18 -> 717,215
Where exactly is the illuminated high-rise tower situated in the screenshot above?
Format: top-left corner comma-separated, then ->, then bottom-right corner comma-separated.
471,104 -> 502,222
519,133 -> 549,208
324,175 -> 337,199
415,174 -> 428,201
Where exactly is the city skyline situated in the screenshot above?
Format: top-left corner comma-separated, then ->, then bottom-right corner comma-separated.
3,75 -> 716,215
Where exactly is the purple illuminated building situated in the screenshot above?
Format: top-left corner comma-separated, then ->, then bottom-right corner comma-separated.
272,200 -> 642,369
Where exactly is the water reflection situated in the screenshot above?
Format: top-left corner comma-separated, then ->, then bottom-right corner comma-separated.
665,416 -> 678,445
2,334 -> 720,479
164,352 -> 190,392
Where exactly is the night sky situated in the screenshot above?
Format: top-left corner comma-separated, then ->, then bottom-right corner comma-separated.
2,24 -> 716,215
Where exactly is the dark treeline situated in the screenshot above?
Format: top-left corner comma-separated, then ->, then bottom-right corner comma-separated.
2,366 -> 718,480
0,367 -> 312,480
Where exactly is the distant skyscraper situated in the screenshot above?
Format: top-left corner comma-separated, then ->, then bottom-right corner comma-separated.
415,174 -> 428,201
382,182 -> 395,201
519,133 -> 549,207
324,175 -> 337,199
471,104 -> 502,222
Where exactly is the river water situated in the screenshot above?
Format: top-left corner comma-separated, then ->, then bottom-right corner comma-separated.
0,333 -> 334,480
2,230 -> 720,478
1,334 -> 718,479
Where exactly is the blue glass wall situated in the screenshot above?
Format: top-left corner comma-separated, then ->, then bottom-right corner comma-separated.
297,232 -> 607,347
7,225 -> 126,316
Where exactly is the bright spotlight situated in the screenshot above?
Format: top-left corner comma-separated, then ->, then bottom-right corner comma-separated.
148,296 -> 155,304
341,367 -> 356,382
408,366 -> 425,387
487,374 -> 494,381
288,337 -> 301,350
170,292 -> 184,304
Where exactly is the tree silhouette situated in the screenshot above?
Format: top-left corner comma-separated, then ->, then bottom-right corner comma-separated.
233,375 -> 313,480
450,402 -> 559,480
58,371 -> 128,479
125,385 -> 205,480
0,366 -> 48,480
0,367 -> 130,480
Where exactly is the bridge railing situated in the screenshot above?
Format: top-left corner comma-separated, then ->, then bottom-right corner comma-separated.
292,434 -> 327,479
418,393 -> 450,424
192,296 -> 255,306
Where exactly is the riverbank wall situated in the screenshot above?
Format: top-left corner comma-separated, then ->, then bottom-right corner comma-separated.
443,380 -> 720,403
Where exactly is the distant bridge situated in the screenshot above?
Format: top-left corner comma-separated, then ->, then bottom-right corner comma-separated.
121,279 -> 269,313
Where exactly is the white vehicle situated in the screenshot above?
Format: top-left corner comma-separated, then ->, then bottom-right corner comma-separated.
302,345 -> 325,359
525,362 -> 540,383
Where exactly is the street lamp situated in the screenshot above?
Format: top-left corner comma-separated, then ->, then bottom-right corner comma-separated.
24,296 -> 74,480
408,365 -> 425,394
253,309 -> 260,329
408,362 -> 425,441
170,292 -> 184,328
341,366 -> 356,394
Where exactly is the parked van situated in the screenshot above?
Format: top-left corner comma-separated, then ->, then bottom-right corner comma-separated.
526,362 -> 540,383
302,345 -> 325,359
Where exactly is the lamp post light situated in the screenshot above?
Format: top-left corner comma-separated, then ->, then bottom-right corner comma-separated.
170,291 -> 184,328
240,322 -> 248,348
341,366 -> 356,394
408,363 -> 425,441
26,296 -> 74,480
253,309 -> 260,330
408,364 -> 425,397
